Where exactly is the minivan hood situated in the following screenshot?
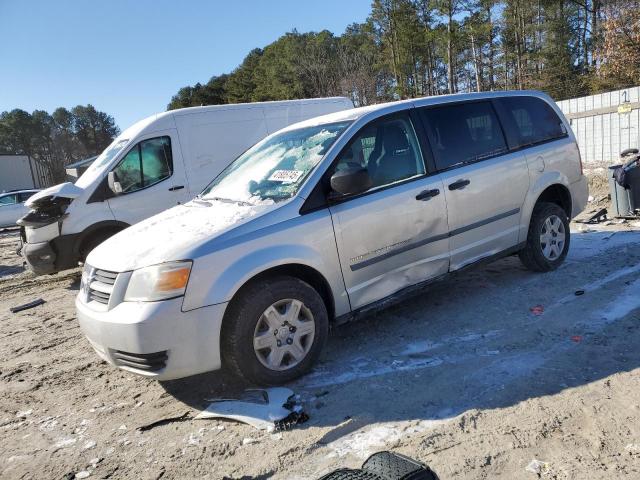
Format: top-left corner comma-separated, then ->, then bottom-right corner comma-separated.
86,199 -> 276,272
25,182 -> 83,208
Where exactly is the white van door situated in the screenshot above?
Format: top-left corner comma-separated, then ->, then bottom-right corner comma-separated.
107,129 -> 190,226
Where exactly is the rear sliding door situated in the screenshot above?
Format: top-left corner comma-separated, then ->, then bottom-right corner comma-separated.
419,101 -> 530,271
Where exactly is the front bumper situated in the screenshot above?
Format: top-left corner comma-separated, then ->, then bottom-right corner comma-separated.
76,296 -> 228,381
22,240 -> 57,275
22,233 -> 81,275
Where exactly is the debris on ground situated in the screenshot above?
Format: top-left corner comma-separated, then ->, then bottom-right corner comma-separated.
137,411 -> 191,432
525,458 -> 550,474
530,305 -> 544,316
576,208 -> 608,224
195,388 -> 308,432
319,451 -> 439,480
9,298 -> 45,313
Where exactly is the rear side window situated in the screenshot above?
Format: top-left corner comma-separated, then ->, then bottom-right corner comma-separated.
420,101 -> 508,171
499,96 -> 566,148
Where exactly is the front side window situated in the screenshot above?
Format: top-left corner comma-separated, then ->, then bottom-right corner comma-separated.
499,96 -> 566,148
420,101 -> 508,171
112,136 -> 173,194
0,194 -> 17,206
201,122 -> 351,204
333,115 -> 425,190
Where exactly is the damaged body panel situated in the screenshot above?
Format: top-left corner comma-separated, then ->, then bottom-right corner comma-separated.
18,183 -> 93,274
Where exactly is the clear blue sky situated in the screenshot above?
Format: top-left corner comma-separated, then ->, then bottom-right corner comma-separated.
0,0 -> 372,131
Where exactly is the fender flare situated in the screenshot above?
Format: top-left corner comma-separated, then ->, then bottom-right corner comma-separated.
74,220 -> 130,255
519,172 -> 571,243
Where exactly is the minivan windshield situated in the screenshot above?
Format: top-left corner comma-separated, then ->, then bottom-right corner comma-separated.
201,121 -> 351,205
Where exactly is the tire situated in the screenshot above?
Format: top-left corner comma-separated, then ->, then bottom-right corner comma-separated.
221,275 -> 329,385
519,202 -> 570,272
79,230 -> 118,261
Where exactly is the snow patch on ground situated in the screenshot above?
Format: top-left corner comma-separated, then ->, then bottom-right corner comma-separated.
326,418 -> 450,459
304,330 -> 503,389
552,262 -> 640,308
568,230 -> 640,262
592,276 -> 640,324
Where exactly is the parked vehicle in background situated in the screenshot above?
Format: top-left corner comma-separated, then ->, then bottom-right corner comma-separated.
76,91 -> 588,385
19,97 -> 354,275
0,189 -> 40,228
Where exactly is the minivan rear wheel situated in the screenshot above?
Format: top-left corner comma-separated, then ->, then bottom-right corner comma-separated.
221,276 -> 328,385
519,202 -> 570,272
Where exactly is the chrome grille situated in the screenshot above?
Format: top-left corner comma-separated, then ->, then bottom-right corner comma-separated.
94,269 -> 117,284
88,268 -> 118,305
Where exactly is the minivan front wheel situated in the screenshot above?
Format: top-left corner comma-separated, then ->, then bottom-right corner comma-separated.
221,276 -> 328,385
519,202 -> 570,272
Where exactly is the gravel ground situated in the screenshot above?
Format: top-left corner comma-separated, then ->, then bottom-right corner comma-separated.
1,186 -> 640,479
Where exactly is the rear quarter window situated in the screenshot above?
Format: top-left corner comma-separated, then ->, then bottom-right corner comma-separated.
499,96 -> 567,148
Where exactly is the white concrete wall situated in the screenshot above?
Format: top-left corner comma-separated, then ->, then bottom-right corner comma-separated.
557,86 -> 640,167
0,155 -> 37,192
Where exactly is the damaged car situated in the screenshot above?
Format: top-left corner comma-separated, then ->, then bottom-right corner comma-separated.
76,91 -> 589,385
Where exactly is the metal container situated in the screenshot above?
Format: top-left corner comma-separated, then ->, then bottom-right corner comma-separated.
609,165 -> 634,217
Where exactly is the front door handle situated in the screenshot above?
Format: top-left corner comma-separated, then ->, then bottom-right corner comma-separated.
448,179 -> 470,190
415,188 -> 440,201
169,185 -> 185,191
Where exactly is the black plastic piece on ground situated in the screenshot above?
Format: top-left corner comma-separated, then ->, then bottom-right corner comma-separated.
317,451 -> 439,480
576,207 -> 608,224
10,298 -> 45,313
274,411 -> 309,431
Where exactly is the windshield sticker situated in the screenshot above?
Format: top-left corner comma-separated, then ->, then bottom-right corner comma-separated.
268,170 -> 304,183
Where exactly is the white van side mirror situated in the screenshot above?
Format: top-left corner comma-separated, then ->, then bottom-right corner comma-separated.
107,171 -> 123,195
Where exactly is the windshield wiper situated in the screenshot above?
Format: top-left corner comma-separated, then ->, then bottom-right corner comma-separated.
192,197 -> 213,206
205,196 -> 254,206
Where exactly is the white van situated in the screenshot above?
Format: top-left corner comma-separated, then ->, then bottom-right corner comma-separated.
19,98 -> 353,275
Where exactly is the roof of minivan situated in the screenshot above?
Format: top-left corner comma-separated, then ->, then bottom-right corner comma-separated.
281,90 -> 553,132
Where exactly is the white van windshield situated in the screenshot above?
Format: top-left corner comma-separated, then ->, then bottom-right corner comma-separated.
75,138 -> 129,188
201,121 -> 351,204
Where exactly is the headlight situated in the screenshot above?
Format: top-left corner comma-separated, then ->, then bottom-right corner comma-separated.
124,261 -> 192,302
80,263 -> 92,301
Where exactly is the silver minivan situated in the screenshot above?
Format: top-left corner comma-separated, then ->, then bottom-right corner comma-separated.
76,91 -> 589,385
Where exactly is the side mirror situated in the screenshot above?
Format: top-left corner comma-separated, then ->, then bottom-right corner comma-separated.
107,171 -> 123,195
330,166 -> 373,197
